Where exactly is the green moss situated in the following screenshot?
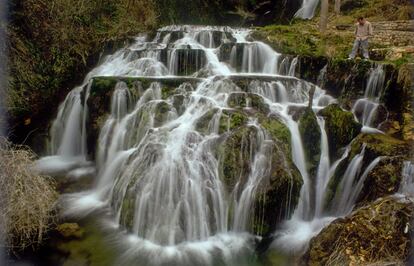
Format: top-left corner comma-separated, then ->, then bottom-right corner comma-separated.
90,77 -> 118,96
218,126 -> 256,189
227,92 -> 248,109
258,114 -> 291,146
299,108 -> 321,177
325,132 -> 409,208
251,141 -> 303,236
8,0 -> 157,123
319,104 -> 362,159
219,110 -> 248,134
161,86 -> 176,99
350,133 -> 408,160
56,222 -> 117,266
263,250 -> 295,266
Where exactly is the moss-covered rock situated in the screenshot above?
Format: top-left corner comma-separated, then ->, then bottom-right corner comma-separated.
381,63 -> 414,123
227,92 -> 270,114
39,220 -> 119,266
154,101 -> 172,127
350,133 -> 409,163
218,126 -> 257,189
299,108 -> 321,178
356,156 -> 405,205
303,196 -> 414,266
57,223 -> 85,239
219,109 -> 248,134
319,104 -> 362,159
258,114 -> 291,146
227,92 -> 248,108
325,133 -> 410,209
325,59 -> 372,105
252,144 -> 302,236
195,108 -> 220,135
218,113 -> 302,236
297,55 -> 328,84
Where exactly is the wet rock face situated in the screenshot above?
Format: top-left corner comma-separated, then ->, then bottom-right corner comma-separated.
356,156 -> 405,205
325,60 -> 373,105
324,132 -> 411,212
319,104 -> 362,159
88,74 -> 306,239
297,56 -> 329,84
217,104 -> 302,236
382,63 -> 414,118
303,196 -> 414,266
299,108 -> 321,178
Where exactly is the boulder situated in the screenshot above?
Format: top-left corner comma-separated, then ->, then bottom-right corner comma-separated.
356,156 -> 405,205
319,104 -> 362,159
303,196 -> 414,266
325,133 -> 410,210
299,108 -> 321,178
57,223 -> 85,239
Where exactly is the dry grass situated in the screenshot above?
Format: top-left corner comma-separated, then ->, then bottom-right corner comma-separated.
0,138 -> 58,251
325,197 -> 413,265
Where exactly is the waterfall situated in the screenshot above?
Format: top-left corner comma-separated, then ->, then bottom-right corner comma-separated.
272,64 -> 385,253
352,64 -> 387,132
295,0 -> 320,19
399,161 -> 414,197
37,25 -> 384,264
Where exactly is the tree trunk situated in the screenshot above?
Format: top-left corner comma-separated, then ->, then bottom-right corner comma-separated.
334,0 -> 341,14
319,0 -> 329,33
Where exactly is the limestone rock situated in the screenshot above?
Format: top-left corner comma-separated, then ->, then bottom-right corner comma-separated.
57,223 -> 85,239
303,196 -> 414,266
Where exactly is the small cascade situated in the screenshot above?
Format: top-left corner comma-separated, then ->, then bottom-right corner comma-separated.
288,57 -> 298,77
352,64 -> 387,132
332,147 -> 383,215
295,0 -> 320,19
399,161 -> 414,197
317,64 -> 327,88
272,64 -> 385,253
49,85 -> 90,157
37,83 -> 93,177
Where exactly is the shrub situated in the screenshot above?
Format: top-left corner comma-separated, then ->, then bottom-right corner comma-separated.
0,138 -> 58,251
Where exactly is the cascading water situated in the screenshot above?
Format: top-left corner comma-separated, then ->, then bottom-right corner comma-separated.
352,64 -> 387,133
37,25 -> 384,265
295,0 -> 320,19
399,161 -> 414,197
272,64 -> 386,253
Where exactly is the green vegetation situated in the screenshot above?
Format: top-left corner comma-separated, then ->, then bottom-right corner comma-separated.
7,0 -> 157,126
55,222 -> 117,266
319,104 -> 362,159
253,0 -> 413,61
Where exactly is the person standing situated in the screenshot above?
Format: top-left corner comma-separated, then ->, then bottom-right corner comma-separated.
348,17 -> 373,59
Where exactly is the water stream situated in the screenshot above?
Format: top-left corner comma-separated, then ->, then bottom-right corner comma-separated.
352,64 -> 388,133
35,25 -> 384,265
295,0 -> 320,19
